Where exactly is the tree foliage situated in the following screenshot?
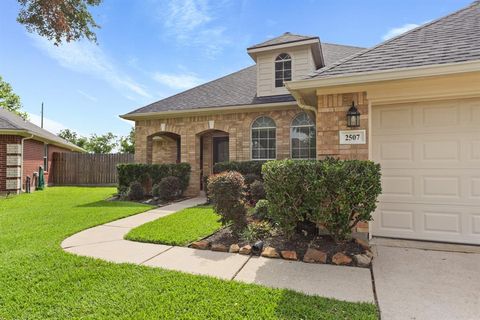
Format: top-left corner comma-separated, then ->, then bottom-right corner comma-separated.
119,127 -> 135,154
0,75 -> 29,120
17,0 -> 102,45
58,129 -> 117,153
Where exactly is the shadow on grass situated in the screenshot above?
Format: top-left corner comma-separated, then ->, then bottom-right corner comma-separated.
76,200 -> 151,208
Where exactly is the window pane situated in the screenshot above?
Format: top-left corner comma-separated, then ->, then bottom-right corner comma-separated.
275,62 -> 282,71
284,61 -> 291,70
275,71 -> 283,79
252,130 -> 258,139
259,129 -> 268,139
275,80 -> 283,87
252,150 -> 259,159
284,70 -> 291,80
268,150 -> 275,159
260,149 -> 267,159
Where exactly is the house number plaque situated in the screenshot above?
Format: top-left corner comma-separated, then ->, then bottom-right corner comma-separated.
339,130 -> 366,145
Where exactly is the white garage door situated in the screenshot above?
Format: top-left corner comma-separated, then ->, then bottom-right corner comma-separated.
371,98 -> 480,244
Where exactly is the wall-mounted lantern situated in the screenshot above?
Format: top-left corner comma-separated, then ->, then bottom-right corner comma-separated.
347,101 -> 361,127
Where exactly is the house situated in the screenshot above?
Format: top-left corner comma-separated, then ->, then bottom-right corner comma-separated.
122,1 -> 480,245
0,108 -> 84,194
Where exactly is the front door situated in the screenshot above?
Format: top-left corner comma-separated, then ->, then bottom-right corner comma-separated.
213,136 -> 229,165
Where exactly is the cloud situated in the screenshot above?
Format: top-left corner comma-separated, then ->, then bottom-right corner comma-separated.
159,0 -> 230,57
30,35 -> 151,99
152,72 -> 204,90
28,113 -> 68,134
77,90 -> 98,102
382,23 -> 420,41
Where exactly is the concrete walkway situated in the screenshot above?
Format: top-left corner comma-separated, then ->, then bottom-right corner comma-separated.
62,197 -> 374,303
373,240 -> 480,320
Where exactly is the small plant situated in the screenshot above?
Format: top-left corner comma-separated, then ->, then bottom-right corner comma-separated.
127,181 -> 145,201
253,199 -> 270,220
157,176 -> 182,201
207,171 -> 248,235
241,221 -> 273,243
244,173 -> 260,186
250,180 -> 265,203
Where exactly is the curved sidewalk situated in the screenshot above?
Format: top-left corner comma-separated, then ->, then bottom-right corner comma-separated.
61,197 -> 374,303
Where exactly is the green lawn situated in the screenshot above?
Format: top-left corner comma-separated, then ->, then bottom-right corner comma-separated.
0,187 -> 377,319
125,205 -> 222,246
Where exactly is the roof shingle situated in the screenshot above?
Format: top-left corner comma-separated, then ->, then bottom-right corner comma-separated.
247,32 -> 318,50
308,1 -> 480,79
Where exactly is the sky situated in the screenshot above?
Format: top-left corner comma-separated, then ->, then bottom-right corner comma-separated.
0,0 -> 473,138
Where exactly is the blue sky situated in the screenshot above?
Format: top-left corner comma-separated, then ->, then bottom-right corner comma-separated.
0,0 -> 472,138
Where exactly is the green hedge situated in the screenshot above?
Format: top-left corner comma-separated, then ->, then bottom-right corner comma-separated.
213,161 -> 265,177
262,159 -> 381,240
117,163 -> 191,194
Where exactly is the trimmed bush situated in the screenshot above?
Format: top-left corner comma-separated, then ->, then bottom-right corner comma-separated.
250,180 -> 265,203
157,176 -> 182,201
262,159 -> 382,241
127,181 -> 145,201
213,161 -> 265,177
207,171 -> 248,235
117,163 -> 190,195
241,221 -> 273,243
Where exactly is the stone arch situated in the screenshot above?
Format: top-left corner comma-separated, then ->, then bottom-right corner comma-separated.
146,131 -> 181,164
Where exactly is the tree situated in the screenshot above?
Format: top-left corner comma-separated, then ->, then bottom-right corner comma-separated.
119,127 -> 135,154
58,128 -> 87,148
17,0 -> 102,45
0,75 -> 29,120
85,132 -> 117,153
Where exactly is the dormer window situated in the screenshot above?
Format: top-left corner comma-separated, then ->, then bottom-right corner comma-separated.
275,53 -> 292,87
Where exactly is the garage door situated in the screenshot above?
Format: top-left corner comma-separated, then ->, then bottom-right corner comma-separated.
371,98 -> 480,244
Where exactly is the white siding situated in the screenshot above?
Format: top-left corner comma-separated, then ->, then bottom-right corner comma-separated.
256,45 -> 316,97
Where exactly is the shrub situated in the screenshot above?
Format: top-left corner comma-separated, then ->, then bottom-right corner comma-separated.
253,199 -> 270,220
213,161 -> 265,177
244,173 -> 260,186
241,221 -> 273,243
156,176 -> 182,201
207,171 -> 247,235
127,181 -> 145,201
250,180 -> 266,203
151,183 -> 161,198
262,159 -> 382,241
117,163 -> 190,194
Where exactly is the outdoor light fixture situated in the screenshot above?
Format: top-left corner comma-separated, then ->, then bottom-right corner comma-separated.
346,101 -> 361,127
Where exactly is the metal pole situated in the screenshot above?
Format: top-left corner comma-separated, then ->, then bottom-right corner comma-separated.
41,102 -> 44,128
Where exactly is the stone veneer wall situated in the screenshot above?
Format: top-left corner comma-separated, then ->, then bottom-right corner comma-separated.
0,135 -> 22,194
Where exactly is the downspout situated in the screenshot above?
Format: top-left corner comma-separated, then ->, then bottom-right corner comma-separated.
285,84 -> 317,115
20,134 -> 34,193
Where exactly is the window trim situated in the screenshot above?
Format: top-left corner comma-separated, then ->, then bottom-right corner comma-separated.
290,112 -> 317,160
43,143 -> 49,172
250,116 -> 277,161
274,53 -> 292,88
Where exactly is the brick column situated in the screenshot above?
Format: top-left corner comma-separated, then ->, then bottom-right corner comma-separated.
0,135 -> 22,194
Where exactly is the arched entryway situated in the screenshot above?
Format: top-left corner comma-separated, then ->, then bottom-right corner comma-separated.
196,129 -> 229,190
146,132 -> 181,164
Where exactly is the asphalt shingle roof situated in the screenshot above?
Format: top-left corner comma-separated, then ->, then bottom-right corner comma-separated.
308,1 -> 480,79
247,32 -> 318,50
126,42 -> 364,115
0,108 -> 83,151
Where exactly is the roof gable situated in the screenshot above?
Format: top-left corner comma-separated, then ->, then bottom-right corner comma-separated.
247,32 -> 318,50
308,1 -> 480,79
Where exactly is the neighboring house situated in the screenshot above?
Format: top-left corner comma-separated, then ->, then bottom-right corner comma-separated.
0,108 -> 84,194
122,1 -> 480,244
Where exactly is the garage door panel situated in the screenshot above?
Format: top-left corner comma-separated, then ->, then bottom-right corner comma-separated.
372,98 -> 480,244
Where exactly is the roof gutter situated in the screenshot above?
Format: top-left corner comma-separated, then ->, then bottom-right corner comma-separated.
0,129 -> 85,153
285,86 -> 317,115
287,60 -> 480,90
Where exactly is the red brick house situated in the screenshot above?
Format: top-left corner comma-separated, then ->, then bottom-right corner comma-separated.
0,108 -> 84,194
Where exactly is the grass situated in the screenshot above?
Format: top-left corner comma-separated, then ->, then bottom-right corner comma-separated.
0,187 -> 378,319
125,205 -> 222,246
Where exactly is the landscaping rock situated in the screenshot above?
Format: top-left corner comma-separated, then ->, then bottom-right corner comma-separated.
261,246 -> 280,258
280,250 -> 297,261
191,240 -> 210,250
332,252 -> 352,265
211,244 -> 228,252
354,254 -> 372,268
229,244 -> 240,253
365,249 -> 374,258
354,238 -> 370,251
239,245 -> 252,255
303,248 -> 327,264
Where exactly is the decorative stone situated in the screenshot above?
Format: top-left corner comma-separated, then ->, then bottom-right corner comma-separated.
354,254 -> 372,268
303,248 -> 327,264
191,240 -> 209,250
354,238 -> 370,251
332,252 -> 352,265
211,243 -> 228,252
261,246 -> 280,258
365,249 -> 374,258
239,245 -> 252,255
229,244 -> 240,253
280,250 -> 297,261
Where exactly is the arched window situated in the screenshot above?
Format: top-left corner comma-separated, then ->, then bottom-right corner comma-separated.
251,116 -> 276,160
275,53 -> 292,88
291,112 -> 316,159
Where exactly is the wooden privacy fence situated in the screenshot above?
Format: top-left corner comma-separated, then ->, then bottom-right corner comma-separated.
51,152 -> 134,186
